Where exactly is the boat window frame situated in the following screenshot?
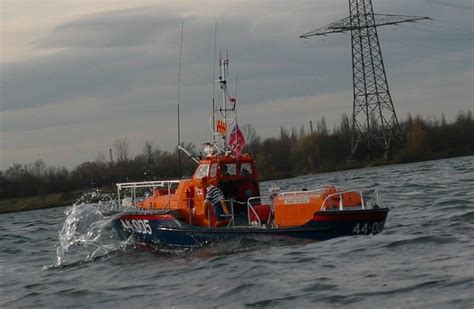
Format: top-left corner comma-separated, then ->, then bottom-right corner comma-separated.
220,163 -> 237,177
239,162 -> 253,176
194,164 -> 210,179
210,163 -> 218,177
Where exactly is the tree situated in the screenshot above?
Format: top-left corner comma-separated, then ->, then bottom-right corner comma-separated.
242,124 -> 260,147
32,159 -> 46,177
406,118 -> 428,158
316,116 -> 328,136
299,125 -> 306,138
96,152 -> 106,163
113,137 -> 130,162
337,113 -> 351,138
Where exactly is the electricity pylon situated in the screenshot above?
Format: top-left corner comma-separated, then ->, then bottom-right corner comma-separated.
301,0 -> 429,159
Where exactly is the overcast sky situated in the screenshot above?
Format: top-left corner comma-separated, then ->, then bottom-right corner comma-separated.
1,0 -> 473,170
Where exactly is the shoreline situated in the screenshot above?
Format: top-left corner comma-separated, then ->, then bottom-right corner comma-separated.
1,154 -> 472,215
0,192 -> 84,215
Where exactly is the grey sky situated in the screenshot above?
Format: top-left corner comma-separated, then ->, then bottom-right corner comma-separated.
1,0 -> 472,170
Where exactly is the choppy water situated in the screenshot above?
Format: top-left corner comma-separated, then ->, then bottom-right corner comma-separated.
1,156 -> 473,308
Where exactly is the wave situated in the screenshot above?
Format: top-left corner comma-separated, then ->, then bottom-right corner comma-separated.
383,235 -> 458,249
52,192 -> 124,267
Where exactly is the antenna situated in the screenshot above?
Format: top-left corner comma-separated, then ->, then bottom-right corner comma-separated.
233,74 -> 238,111
176,21 -> 184,178
224,51 -> 228,131
301,0 -> 430,159
214,48 -> 240,153
218,50 -> 229,148
211,21 -> 218,141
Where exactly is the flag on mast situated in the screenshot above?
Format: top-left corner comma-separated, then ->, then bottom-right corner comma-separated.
229,123 -> 245,156
216,119 -> 227,135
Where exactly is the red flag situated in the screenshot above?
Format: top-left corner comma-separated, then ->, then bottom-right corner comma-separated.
229,97 -> 237,111
228,123 -> 245,156
216,120 -> 227,134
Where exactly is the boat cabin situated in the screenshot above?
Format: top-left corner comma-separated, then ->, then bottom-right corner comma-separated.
193,153 -> 260,205
116,152 -> 377,229
116,152 -> 261,227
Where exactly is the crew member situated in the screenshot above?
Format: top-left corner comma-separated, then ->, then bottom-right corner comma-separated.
201,176 -> 230,224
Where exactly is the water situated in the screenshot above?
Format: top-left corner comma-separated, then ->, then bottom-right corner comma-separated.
1,156 -> 473,308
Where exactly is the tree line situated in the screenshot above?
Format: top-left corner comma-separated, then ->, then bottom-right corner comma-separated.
1,110 -> 472,199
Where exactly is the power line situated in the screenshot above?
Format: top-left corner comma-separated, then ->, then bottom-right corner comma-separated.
301,0 -> 431,159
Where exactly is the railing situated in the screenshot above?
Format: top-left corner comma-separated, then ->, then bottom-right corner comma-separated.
277,190 -> 322,199
206,196 -> 272,228
116,180 -> 182,208
371,190 -> 381,208
321,190 -> 381,211
247,196 -> 273,226
276,186 -> 342,200
206,199 -> 244,228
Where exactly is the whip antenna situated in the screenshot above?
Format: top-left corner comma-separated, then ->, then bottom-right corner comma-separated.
211,21 -> 218,140
176,21 -> 184,178
233,74 -> 238,111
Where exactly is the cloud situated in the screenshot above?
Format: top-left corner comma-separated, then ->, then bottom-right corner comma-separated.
1,5 -> 350,113
427,0 -> 474,11
0,0 -> 472,169
35,7 -> 181,50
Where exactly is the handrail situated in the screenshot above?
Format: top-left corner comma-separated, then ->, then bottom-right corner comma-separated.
278,190 -> 322,197
321,190 -> 381,211
117,180 -> 182,190
321,190 -> 358,211
206,198 -> 242,228
247,196 -> 272,226
311,185 -> 344,192
277,186 -> 346,198
247,197 -> 262,225
116,180 -> 183,208
226,199 -> 245,227
372,190 -> 381,208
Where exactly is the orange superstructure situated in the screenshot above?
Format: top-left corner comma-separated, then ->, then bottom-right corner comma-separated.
273,187 -> 363,227
135,153 -> 260,227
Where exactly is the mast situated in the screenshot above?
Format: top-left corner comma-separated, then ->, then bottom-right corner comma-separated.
217,50 -> 230,150
210,49 -> 241,156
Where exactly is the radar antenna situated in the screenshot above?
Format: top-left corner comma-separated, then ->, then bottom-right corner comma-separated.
213,51 -> 240,153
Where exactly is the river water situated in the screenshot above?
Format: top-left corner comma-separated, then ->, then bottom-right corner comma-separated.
1,156 -> 473,308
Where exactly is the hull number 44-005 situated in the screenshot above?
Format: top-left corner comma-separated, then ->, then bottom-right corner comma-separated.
352,222 -> 384,235
120,219 -> 152,235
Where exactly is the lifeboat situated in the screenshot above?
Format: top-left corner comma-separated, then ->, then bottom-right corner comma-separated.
109,53 -> 389,248
112,165 -> 388,247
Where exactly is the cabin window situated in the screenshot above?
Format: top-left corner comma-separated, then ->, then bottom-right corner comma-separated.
210,163 -> 218,177
194,164 -> 209,178
240,162 -> 253,176
220,163 -> 237,176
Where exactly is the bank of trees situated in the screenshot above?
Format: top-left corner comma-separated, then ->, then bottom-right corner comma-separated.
1,110 -> 472,199
251,111 -> 473,179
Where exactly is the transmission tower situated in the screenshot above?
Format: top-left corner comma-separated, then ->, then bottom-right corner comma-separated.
301,0 -> 429,159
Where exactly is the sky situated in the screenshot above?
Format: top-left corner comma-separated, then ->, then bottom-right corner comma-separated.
1,0 -> 473,170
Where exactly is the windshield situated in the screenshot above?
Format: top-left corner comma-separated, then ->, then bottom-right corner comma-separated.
194,164 -> 209,178
220,163 -> 237,176
240,162 -> 253,176
210,163 -> 218,177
